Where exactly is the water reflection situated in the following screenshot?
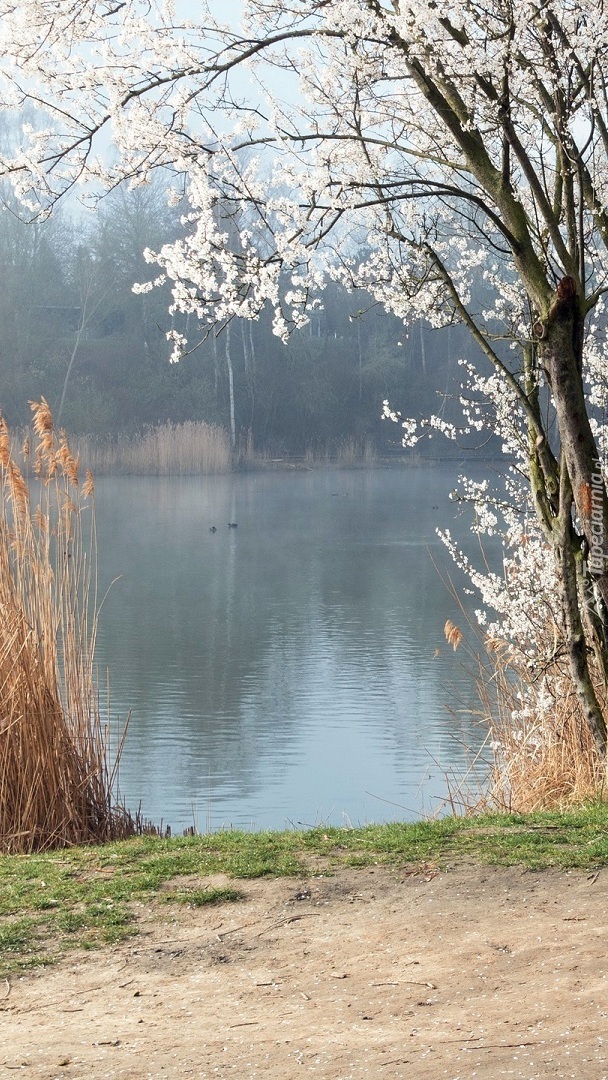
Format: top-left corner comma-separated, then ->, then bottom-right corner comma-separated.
94,466 -> 495,831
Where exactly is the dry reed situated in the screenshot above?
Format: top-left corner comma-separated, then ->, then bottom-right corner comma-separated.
0,401 -> 137,853
444,621 -> 607,814
17,425 -> 379,476
335,437 -> 377,467
71,421 -> 231,476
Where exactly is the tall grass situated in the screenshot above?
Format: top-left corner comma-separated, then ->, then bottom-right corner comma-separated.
17,424 -> 378,476
0,401 -> 137,853
71,420 -> 231,475
238,435 -> 379,469
335,436 -> 378,467
444,621 -> 607,814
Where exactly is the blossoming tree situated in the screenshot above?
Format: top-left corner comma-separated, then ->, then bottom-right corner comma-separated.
2,0 -> 608,751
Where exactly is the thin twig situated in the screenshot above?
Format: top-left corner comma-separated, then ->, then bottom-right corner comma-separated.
217,921 -> 260,940
255,913 -> 322,938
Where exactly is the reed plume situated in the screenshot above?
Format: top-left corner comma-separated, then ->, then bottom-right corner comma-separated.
0,401 -> 136,852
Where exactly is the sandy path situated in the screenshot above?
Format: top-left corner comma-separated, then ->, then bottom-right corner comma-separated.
1,862 -> 608,1079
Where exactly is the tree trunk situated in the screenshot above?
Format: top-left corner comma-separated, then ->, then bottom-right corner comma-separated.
241,319 -> 256,430
553,455 -> 607,756
533,279 -> 608,755
225,323 -> 236,449
541,282 -> 608,609
419,320 -> 427,376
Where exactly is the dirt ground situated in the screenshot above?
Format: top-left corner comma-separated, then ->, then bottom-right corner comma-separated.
2,861 -> 608,1079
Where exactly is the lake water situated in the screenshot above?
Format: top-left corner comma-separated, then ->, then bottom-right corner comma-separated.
93,465 -> 497,833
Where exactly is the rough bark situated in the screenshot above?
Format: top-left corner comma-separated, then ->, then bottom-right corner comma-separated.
554,458 -> 607,755
540,280 -> 608,611
532,280 -> 608,754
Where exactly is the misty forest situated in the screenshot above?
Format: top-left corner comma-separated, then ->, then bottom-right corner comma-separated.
3,0 -> 608,851
0,171 -> 467,459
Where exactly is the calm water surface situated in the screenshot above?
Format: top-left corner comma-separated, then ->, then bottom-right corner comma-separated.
94,466 -> 494,831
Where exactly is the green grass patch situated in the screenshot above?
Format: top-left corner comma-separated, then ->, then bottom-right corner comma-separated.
3,806 -> 608,976
170,886 -> 245,907
0,917 -> 37,953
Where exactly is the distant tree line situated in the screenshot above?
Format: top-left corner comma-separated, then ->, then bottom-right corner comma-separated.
0,180 -> 476,458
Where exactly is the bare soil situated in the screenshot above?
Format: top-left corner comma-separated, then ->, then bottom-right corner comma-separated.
2,862 -> 608,1079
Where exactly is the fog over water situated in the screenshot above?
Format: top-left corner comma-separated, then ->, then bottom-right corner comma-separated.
93,465 -> 500,832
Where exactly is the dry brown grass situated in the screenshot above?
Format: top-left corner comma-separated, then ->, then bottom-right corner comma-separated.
444,622 -> 607,814
41,426 -> 379,476
0,401 -> 137,853
300,437 -> 378,467
475,643 -> 606,813
71,421 -> 231,475
335,437 -> 377,467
